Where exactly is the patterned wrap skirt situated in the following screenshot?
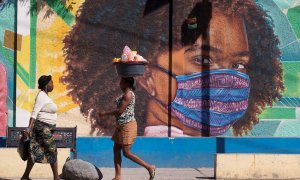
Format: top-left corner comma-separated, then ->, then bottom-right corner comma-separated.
112,120 -> 137,145
30,120 -> 57,164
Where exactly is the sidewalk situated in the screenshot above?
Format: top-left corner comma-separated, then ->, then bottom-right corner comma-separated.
101,168 -> 215,180
2,168 -> 215,180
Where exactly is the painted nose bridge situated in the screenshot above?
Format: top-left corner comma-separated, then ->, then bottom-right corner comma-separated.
215,58 -> 232,69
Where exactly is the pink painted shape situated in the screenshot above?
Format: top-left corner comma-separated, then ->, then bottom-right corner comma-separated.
144,125 -> 189,137
0,64 -> 8,136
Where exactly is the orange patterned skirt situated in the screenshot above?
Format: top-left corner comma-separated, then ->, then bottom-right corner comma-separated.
112,120 -> 137,145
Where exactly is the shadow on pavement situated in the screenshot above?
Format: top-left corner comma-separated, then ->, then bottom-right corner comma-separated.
196,177 -> 215,179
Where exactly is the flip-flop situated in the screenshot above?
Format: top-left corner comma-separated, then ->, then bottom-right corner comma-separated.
149,167 -> 156,179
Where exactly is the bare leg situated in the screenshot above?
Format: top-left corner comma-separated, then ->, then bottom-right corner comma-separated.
113,143 -> 122,180
123,145 -> 156,176
21,158 -> 34,180
50,162 -> 60,180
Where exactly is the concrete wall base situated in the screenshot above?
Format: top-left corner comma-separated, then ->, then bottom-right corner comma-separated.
0,148 -> 70,178
215,154 -> 300,179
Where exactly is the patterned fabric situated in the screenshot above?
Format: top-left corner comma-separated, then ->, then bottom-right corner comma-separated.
115,90 -> 135,125
168,68 -> 250,135
30,120 -> 57,164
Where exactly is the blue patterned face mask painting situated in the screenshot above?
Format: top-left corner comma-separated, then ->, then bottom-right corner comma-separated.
155,65 -> 250,136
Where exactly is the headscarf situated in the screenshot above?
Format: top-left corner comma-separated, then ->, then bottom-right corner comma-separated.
38,75 -> 52,90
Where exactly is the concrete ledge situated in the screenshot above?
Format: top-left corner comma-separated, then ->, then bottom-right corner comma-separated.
0,148 -> 70,178
215,154 -> 300,179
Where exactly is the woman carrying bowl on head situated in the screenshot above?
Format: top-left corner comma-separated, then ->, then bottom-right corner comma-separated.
98,76 -> 156,180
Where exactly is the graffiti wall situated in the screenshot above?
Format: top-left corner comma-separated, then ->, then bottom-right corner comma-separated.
1,0 -> 300,137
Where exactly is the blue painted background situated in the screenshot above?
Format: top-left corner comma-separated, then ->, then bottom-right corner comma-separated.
75,137 -> 300,168
1,137 -> 300,167
76,137 -> 217,167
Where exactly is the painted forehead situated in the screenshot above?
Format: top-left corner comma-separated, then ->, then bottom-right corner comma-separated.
178,1 -> 249,46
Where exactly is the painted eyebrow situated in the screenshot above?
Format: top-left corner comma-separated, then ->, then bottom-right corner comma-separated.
232,51 -> 250,57
184,44 -> 222,54
185,45 -> 250,57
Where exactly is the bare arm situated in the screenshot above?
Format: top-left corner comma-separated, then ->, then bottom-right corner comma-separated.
28,117 -> 36,129
99,91 -> 132,117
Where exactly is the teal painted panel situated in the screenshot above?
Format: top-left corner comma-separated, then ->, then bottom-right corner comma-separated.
0,1 -> 16,130
274,120 -> 300,136
246,121 -> 281,136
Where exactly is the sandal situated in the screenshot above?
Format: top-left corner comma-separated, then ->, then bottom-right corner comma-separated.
149,167 -> 156,179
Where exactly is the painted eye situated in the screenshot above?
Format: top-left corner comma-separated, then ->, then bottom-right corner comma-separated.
193,56 -> 212,66
232,63 -> 245,70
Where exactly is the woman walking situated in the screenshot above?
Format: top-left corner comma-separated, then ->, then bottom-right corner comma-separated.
98,77 -> 156,180
21,75 -> 60,180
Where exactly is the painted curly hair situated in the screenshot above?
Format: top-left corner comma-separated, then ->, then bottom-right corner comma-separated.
61,0 -> 284,136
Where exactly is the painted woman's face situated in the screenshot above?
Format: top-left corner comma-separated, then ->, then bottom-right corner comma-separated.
155,8 -> 250,103
146,8 -> 251,135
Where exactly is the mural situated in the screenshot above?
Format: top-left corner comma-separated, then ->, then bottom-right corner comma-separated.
0,64 -> 8,136
1,0 -> 300,137
12,0 -> 87,131
0,0 -> 16,136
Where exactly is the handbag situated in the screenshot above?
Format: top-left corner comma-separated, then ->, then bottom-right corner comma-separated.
17,131 -> 30,161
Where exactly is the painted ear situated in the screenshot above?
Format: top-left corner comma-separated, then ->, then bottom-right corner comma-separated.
136,67 -> 156,96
